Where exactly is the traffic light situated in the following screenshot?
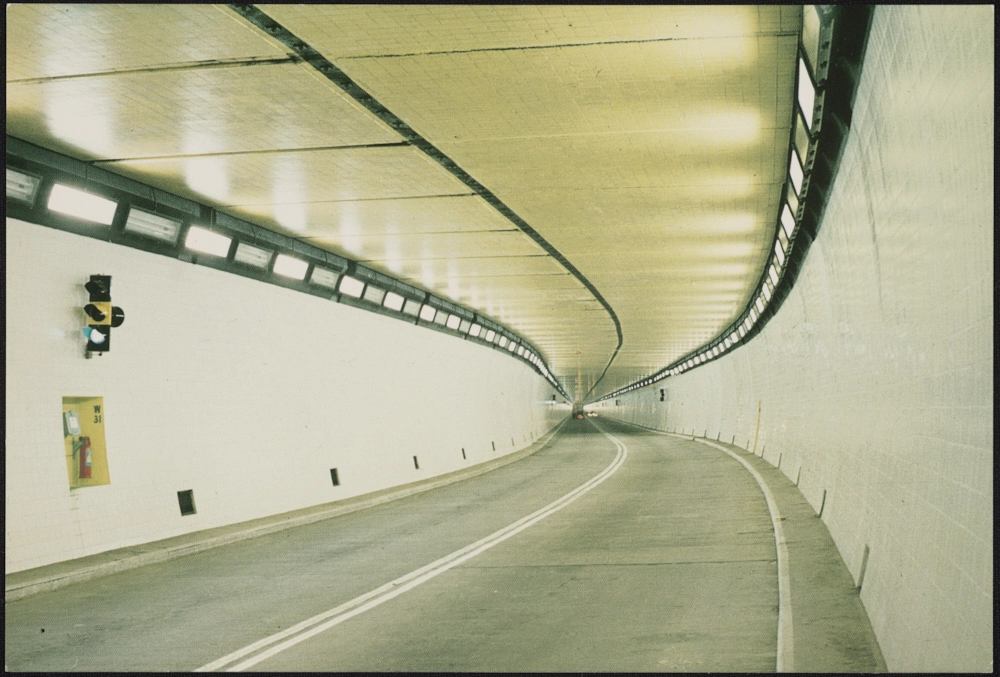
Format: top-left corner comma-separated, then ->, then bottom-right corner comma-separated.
83,275 -> 124,355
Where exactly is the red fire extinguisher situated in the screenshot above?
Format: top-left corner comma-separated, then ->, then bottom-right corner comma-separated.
74,436 -> 93,479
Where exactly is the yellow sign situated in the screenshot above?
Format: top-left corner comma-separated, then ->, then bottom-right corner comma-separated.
62,396 -> 111,488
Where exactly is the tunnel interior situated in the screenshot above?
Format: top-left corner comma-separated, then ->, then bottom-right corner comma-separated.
4,5 -> 993,673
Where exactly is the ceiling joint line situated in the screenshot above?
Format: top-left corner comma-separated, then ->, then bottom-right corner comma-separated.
339,31 -> 803,60
226,192 -> 479,208
90,141 -> 412,165
9,55 -> 304,84
230,3 -> 624,399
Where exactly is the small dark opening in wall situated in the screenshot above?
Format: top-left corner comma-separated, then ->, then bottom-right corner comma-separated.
660,389 -> 665,401
413,455 -> 420,470
330,468 -> 340,486
461,448 -> 466,459
177,490 -> 196,516
491,441 -> 495,451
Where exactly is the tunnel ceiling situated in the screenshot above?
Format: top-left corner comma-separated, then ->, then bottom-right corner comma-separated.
6,4 -> 800,401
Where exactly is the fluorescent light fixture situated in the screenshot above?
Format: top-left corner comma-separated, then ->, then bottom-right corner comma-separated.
48,184 -> 117,225
7,168 -> 42,204
383,291 -> 405,312
485,329 -> 496,342
185,226 -> 232,257
731,331 -> 739,343
469,323 -> 482,338
403,299 -> 421,316
798,58 -> 815,128
789,151 -> 804,194
434,310 -> 448,326
363,284 -> 385,305
498,336 -> 508,348
459,319 -> 472,333
781,204 -> 796,238
274,254 -> 308,280
339,275 -> 365,298
768,264 -> 779,286
446,314 -> 461,330
774,241 -> 785,266
750,308 -> 758,322
310,267 -> 340,289
234,242 -> 273,268
124,207 -> 182,244
763,284 -> 772,302
419,304 -> 436,321
724,338 -> 731,349
508,342 -> 517,352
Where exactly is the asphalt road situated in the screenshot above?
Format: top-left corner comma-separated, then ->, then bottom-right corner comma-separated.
6,418 -> 780,672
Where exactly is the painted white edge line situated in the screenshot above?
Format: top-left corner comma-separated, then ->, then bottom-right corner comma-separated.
615,423 -> 792,670
694,437 -> 794,673
197,422 -> 628,672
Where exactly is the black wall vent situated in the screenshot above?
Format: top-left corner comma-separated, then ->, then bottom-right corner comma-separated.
177,490 -> 196,516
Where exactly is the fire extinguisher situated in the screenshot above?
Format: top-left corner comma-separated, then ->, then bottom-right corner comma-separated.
74,436 -> 93,479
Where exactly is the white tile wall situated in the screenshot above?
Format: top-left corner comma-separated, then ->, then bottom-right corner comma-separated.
593,6 -> 993,672
5,217 -> 567,574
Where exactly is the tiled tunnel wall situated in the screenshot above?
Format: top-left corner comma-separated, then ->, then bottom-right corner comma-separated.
5,216 -> 568,574
592,6 -> 993,672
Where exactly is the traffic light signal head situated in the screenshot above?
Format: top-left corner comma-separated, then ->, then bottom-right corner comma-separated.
84,302 -> 110,324
83,275 -> 123,354
84,275 -> 111,302
82,326 -> 108,347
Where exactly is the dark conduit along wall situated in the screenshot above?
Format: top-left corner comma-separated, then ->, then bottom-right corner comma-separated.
594,6 -> 992,673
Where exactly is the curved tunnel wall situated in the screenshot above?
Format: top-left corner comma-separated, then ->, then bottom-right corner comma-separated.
592,6 -> 992,672
5,216 -> 567,574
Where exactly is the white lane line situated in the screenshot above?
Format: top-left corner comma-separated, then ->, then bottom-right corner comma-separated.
197,424 -> 628,672
693,437 -> 794,673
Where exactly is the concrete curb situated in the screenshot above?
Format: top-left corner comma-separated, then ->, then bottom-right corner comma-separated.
5,418 -> 569,602
599,416 -> 887,672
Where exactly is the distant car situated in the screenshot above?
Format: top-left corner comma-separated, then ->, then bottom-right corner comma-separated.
587,412 -> 598,417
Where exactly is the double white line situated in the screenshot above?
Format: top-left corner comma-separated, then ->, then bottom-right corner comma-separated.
197,422 -> 628,672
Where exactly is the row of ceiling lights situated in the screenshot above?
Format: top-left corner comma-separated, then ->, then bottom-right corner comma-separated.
598,13 -> 827,403
6,162 -> 567,398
